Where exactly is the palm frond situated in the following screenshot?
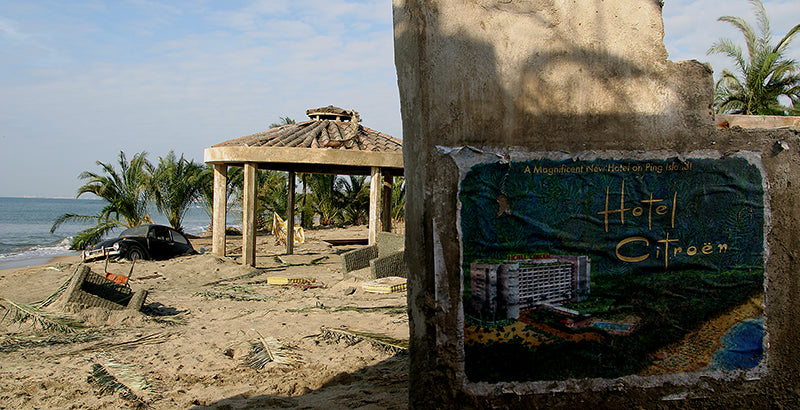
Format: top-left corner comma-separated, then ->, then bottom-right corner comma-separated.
50,213 -> 99,234
0,297 -> 85,333
69,220 -> 121,250
319,326 -> 408,355
0,332 -> 100,353
88,360 -> 148,408
709,0 -> 800,115
244,332 -> 302,369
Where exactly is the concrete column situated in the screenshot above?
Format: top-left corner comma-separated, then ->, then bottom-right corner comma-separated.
212,164 -> 227,257
242,162 -> 257,266
286,171 -> 296,255
381,172 -> 393,232
369,166 -> 382,244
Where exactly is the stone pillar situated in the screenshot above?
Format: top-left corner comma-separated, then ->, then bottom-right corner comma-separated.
286,171 -> 296,255
212,163 -> 227,257
369,166 -> 382,245
381,172 -> 393,232
242,162 -> 257,266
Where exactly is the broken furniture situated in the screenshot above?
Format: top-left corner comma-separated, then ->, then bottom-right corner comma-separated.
61,265 -> 147,311
341,232 -> 407,279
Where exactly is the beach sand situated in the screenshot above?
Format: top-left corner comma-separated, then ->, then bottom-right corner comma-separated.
0,226 -> 409,409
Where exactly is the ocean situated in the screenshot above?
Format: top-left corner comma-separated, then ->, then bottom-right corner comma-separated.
709,317 -> 764,371
0,197 -> 215,270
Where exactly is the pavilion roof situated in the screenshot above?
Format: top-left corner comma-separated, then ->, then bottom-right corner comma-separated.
205,106 -> 403,175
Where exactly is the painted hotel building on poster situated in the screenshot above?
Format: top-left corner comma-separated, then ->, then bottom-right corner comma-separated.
470,255 -> 590,319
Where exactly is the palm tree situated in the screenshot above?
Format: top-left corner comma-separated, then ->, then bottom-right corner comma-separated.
391,176 -> 406,221
51,151 -> 154,249
269,116 -> 296,128
256,170 -> 289,229
307,174 -> 341,226
708,0 -> 800,115
151,151 -> 204,233
198,164 -> 242,233
339,175 -> 370,225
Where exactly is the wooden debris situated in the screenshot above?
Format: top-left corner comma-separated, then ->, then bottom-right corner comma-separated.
361,277 -> 407,294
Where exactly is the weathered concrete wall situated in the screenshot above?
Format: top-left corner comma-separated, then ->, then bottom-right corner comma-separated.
394,0 -> 800,408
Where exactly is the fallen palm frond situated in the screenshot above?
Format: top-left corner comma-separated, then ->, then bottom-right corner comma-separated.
287,304 -> 406,314
98,353 -> 150,391
0,297 -> 85,333
0,332 -> 100,353
193,288 -> 276,302
319,326 -> 408,355
69,332 -> 171,355
147,313 -> 187,326
244,332 -> 302,369
88,358 -> 148,408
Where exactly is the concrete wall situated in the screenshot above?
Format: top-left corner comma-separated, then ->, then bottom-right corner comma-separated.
394,0 -> 800,408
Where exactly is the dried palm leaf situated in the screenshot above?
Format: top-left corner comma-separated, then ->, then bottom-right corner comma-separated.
244,331 -> 302,369
193,288 -> 276,302
68,332 -> 171,355
287,304 -> 406,314
98,353 -> 150,392
88,362 -> 148,408
0,332 -> 100,353
0,297 -> 84,333
319,326 -> 408,355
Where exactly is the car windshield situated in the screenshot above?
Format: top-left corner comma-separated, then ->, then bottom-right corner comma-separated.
119,225 -> 150,237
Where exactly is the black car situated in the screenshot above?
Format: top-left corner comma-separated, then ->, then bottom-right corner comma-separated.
82,224 -> 197,261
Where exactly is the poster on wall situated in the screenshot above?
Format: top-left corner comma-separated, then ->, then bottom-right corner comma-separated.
458,153 -> 766,383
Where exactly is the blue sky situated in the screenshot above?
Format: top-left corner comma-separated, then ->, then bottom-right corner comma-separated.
1,0 -> 799,198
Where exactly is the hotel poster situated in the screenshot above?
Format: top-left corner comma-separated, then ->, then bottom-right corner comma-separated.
458,152 -> 766,383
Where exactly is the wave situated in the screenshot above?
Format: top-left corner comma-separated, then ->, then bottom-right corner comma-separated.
0,237 -> 79,270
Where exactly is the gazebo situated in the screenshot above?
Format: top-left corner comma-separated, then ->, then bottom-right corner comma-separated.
203,106 -> 404,266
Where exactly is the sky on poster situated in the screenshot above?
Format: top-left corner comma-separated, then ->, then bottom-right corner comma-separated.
1,0 -> 799,198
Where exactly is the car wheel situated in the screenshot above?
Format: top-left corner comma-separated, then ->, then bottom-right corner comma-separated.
126,246 -> 146,261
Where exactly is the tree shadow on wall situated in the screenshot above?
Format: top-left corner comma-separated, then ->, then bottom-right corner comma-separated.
394,0 -> 713,149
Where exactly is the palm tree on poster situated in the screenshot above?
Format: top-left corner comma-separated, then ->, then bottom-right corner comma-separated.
51,151 -> 154,249
708,0 -> 800,115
